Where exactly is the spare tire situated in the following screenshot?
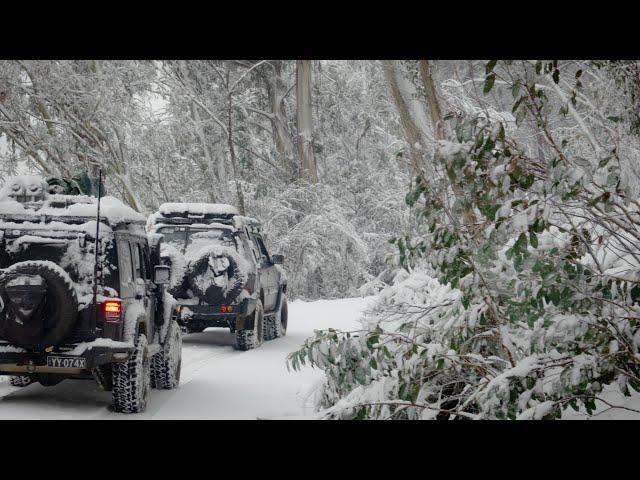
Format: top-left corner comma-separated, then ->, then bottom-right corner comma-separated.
187,251 -> 244,305
0,261 -> 78,349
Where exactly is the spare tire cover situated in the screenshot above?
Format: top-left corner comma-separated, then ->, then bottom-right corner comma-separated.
0,261 -> 78,349
187,250 -> 245,305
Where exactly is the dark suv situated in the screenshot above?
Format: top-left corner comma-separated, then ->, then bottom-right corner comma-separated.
148,203 -> 288,350
0,176 -> 182,413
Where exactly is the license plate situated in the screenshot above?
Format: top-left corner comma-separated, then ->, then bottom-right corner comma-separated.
46,356 -> 87,369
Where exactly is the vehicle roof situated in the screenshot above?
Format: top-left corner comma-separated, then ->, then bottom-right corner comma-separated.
0,176 -> 146,232
158,202 -> 240,217
148,202 -> 261,232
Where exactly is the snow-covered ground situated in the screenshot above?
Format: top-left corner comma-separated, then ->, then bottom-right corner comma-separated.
0,297 -> 373,419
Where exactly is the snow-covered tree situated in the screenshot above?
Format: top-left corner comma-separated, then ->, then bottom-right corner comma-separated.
289,60 -> 640,419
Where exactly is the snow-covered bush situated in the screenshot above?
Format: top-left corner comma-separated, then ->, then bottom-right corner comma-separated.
289,61 -> 640,419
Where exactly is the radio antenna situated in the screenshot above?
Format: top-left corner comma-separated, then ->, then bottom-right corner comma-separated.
92,169 -> 103,328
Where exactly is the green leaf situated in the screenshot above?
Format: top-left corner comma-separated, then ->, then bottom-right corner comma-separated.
483,137 -> 495,154
366,334 -> 379,350
530,231 -> 539,248
484,73 -> 496,95
512,95 -> 526,114
498,123 -> 506,142
485,60 -> 498,75
552,69 -> 560,84
512,79 -> 521,98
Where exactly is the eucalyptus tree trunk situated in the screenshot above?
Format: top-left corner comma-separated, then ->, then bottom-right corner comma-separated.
189,101 -> 220,203
381,60 -> 429,181
270,61 -> 296,176
296,60 -> 318,183
179,60 -> 222,203
419,60 -> 446,140
227,85 -> 246,215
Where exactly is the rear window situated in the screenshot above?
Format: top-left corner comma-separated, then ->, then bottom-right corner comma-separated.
158,226 -> 237,255
0,232 -> 117,288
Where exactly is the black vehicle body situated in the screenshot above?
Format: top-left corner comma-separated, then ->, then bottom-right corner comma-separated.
0,176 -> 180,411
148,203 -> 287,348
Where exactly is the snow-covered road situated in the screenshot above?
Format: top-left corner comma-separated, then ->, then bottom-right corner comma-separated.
0,297 -> 372,419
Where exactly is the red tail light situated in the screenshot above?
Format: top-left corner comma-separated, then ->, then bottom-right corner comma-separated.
102,299 -> 122,322
220,306 -> 227,313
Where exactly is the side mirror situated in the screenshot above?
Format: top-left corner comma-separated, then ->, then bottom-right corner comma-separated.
271,254 -> 284,265
154,265 -> 171,285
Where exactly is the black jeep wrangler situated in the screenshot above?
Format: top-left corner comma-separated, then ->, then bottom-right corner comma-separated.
0,176 -> 182,413
148,203 -> 288,350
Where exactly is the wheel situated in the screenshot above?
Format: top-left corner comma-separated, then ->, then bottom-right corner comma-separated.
264,295 -> 288,340
235,299 -> 264,351
151,321 -> 182,389
9,375 -> 34,387
112,333 -> 151,414
0,261 -> 78,348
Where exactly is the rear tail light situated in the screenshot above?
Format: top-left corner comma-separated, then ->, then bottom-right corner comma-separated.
219,306 -> 233,313
102,299 -> 122,322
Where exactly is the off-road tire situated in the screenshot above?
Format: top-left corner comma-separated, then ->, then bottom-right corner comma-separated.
112,333 -> 151,414
235,299 -> 264,351
0,261 -> 78,348
151,321 -> 182,389
264,295 -> 288,341
9,375 -> 34,387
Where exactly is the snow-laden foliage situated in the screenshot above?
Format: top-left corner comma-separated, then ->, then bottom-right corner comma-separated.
289,61 -> 640,419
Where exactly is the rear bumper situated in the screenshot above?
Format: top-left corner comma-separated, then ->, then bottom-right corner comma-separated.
0,342 -> 134,375
176,297 -> 256,332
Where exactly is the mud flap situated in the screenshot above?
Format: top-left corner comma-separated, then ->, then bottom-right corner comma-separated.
234,298 -> 257,330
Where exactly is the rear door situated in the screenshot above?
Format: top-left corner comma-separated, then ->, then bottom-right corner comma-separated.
131,241 -> 156,342
116,236 -> 154,342
116,236 -> 136,339
251,234 -> 278,312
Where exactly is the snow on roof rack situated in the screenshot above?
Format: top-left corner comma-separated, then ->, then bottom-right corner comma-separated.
0,176 -> 145,227
157,203 -> 240,217
232,215 -> 261,231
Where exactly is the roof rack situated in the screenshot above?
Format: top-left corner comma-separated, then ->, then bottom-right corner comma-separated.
0,184 -> 145,229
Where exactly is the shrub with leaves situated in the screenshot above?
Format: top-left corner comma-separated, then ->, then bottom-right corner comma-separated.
289,60 -> 640,419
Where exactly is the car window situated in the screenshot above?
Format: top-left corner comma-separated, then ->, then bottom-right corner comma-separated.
246,230 -> 261,263
253,235 -> 270,264
118,239 -> 134,297
131,242 -> 142,279
140,244 -> 151,280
